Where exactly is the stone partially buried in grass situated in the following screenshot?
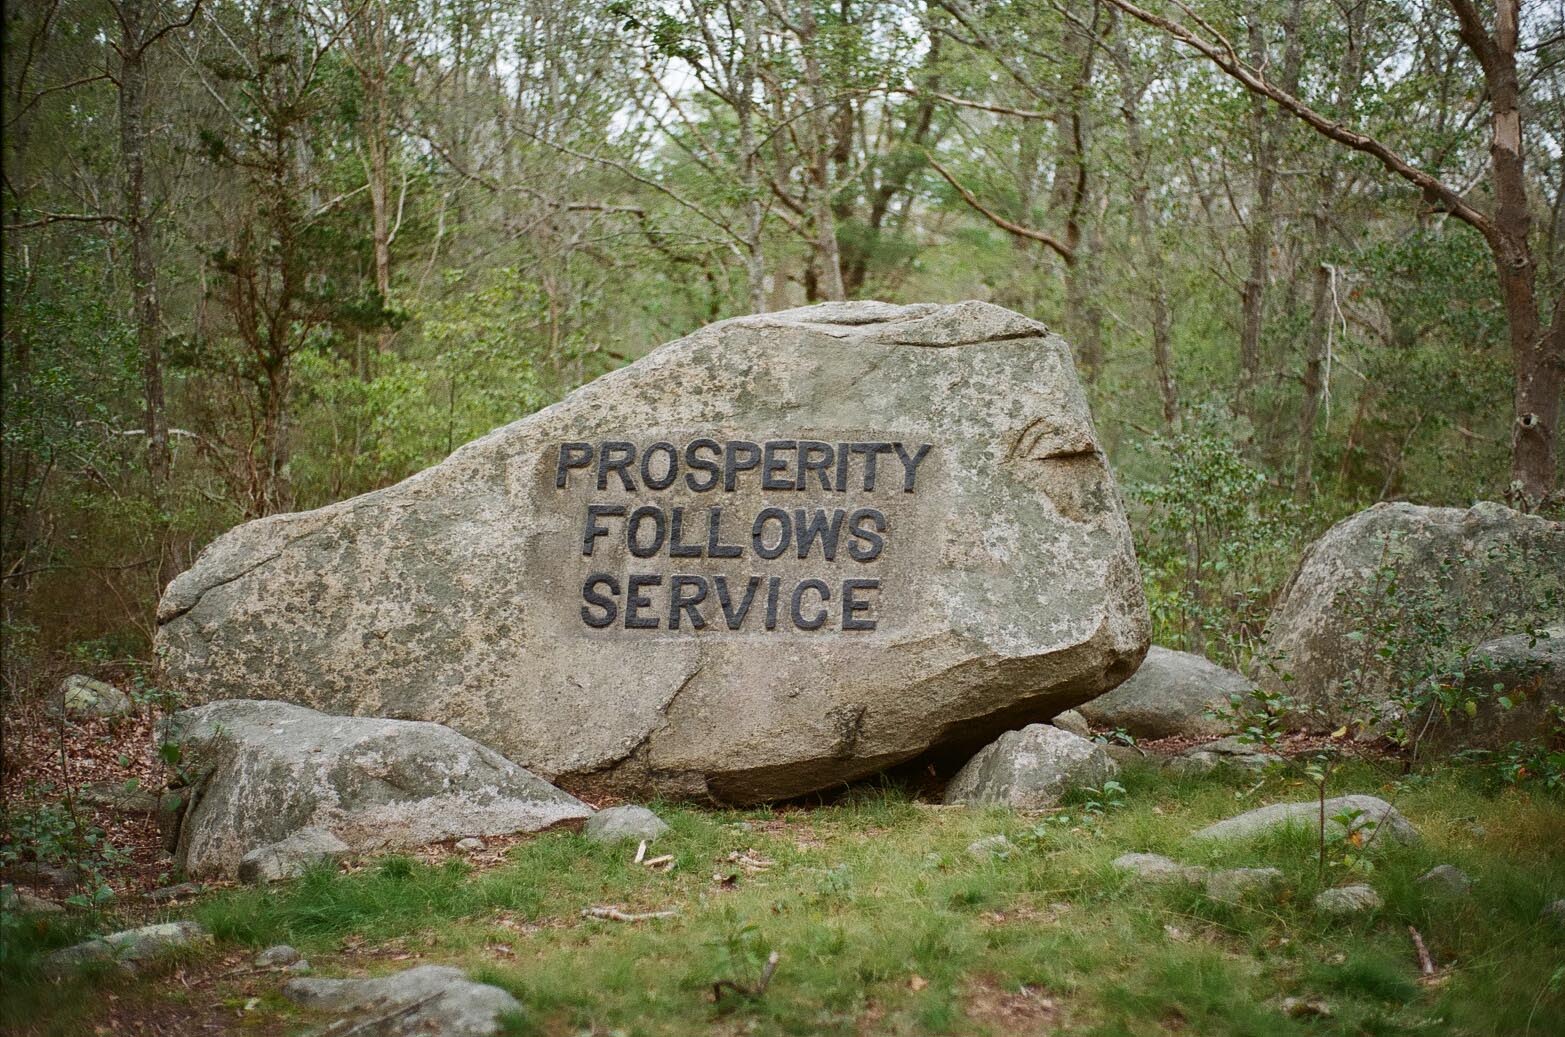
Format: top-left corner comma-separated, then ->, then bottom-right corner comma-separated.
945,724 -> 1117,809
1314,884 -> 1382,915
164,699 -> 591,879
583,805 -> 668,844
44,920 -> 210,977
284,964 -> 523,1036
155,301 -> 1150,804
1191,795 -> 1419,847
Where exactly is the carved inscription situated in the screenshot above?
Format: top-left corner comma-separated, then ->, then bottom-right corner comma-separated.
552,438 -> 934,633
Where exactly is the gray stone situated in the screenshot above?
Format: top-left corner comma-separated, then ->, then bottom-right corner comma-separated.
1254,503 -> 1565,723
1078,646 -> 1249,739
239,827 -> 349,884
1314,884 -> 1381,915
966,835 -> 1014,859
284,964 -> 522,1036
255,944 -> 302,967
1192,795 -> 1419,847
455,837 -> 486,853
1417,864 -> 1473,898
54,675 -> 131,718
165,700 -> 590,879
1543,899 -> 1565,925
155,302 -> 1150,804
583,805 -> 668,844
1168,735 -> 1284,776
1415,628 -> 1564,752
145,882 -> 203,903
944,724 -> 1118,810
1111,852 -> 1204,884
1,885 -> 64,914
1205,866 -> 1284,903
79,780 -> 162,814
1050,709 -> 1091,737
44,921 -> 210,977
287,959 -> 312,974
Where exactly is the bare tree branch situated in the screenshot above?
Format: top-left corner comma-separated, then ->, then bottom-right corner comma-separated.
926,153 -> 1075,262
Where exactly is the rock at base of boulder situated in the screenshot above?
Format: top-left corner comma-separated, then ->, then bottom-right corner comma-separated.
284,964 -> 522,1036
1111,853 -> 1204,885
944,725 -> 1117,810
53,675 -> 132,719
1,885 -> 64,915
239,827 -> 349,884
44,921 -> 210,977
1416,864 -> 1472,898
1314,884 -> 1381,915
1414,628 -> 1564,753
583,805 -> 668,844
1078,646 -> 1248,739
1191,795 -> 1419,846
455,837 -> 486,854
165,700 -> 592,879
1049,710 -> 1091,738
1167,736 -> 1283,776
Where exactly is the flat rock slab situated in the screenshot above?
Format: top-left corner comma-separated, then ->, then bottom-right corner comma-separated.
1078,646 -> 1248,739
155,301 -> 1148,803
1191,794 -> 1419,847
945,724 -> 1117,809
165,699 -> 591,879
285,964 -> 522,1036
45,921 -> 210,977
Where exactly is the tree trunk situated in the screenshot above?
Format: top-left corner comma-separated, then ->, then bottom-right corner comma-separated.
796,0 -> 845,301
740,0 -> 767,313
117,0 -> 174,585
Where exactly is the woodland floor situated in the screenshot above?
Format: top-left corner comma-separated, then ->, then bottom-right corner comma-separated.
3,702 -> 1565,1036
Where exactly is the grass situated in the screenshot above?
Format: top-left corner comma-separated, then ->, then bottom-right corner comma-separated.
3,761 -> 1563,1036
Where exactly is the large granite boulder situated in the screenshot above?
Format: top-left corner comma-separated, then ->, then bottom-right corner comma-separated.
1254,502 -> 1564,724
944,723 -> 1118,809
165,700 -> 591,879
1077,646 -> 1247,738
155,302 -> 1148,802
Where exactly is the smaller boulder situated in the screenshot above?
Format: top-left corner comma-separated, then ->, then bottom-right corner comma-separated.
1192,795 -> 1419,847
1542,899 -> 1565,925
1205,866 -> 1284,903
1417,864 -> 1473,898
284,964 -> 522,1036
45,920 -> 209,977
239,828 -> 349,884
1112,853 -> 1205,885
1050,710 -> 1092,738
1314,884 -> 1381,915
944,725 -> 1117,810
255,944 -> 301,967
1168,736 -> 1283,776
966,835 -> 1014,859
455,837 -> 486,854
144,882 -> 202,903
54,675 -> 132,719
584,806 -> 669,845
1,885 -> 64,914
1415,628 -> 1564,752
1078,646 -> 1249,738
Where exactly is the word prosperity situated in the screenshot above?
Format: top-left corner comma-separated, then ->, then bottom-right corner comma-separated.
556,439 -> 934,634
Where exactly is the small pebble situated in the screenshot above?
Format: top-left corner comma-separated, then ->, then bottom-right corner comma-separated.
455,837 -> 486,854
255,944 -> 302,967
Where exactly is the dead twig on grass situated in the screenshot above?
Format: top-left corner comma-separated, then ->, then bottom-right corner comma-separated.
712,950 -> 781,1001
582,906 -> 678,922
1409,925 -> 1436,976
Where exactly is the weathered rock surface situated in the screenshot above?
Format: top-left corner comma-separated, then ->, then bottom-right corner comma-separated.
1049,709 -> 1092,737
165,700 -> 591,879
966,835 -> 1014,859
255,944 -> 302,967
1,885 -> 64,914
54,674 -> 131,718
583,805 -> 668,845
1415,628 -> 1564,752
156,301 -> 1149,803
1204,866 -> 1284,903
45,921 -> 210,976
284,964 -> 522,1036
239,827 -> 349,884
1168,735 -> 1283,775
1314,884 -> 1381,915
1078,646 -> 1247,739
1417,864 -> 1472,898
945,724 -> 1117,809
1111,852 -> 1203,885
1192,795 -> 1419,846
1254,503 -> 1564,723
